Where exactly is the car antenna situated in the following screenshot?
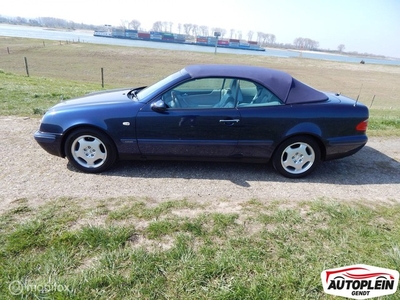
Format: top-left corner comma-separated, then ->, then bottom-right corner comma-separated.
354,83 -> 363,107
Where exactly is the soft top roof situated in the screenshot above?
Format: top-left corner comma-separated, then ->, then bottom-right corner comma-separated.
183,64 -> 328,104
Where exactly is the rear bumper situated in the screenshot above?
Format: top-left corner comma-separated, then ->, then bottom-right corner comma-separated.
34,131 -> 64,157
325,135 -> 368,160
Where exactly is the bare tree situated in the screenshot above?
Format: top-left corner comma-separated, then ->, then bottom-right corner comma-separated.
39,17 -> 69,28
293,37 -> 304,48
247,30 -> 254,41
183,23 -> 194,35
192,24 -> 199,36
221,29 -> 227,38
199,25 -> 209,36
294,37 -> 319,50
268,34 -> 276,44
162,21 -> 168,32
129,19 -> 141,30
169,22 -> 173,33
152,21 -> 163,32
338,44 -> 345,52
177,23 -> 182,34
119,19 -> 129,29
230,29 -> 235,39
256,31 -> 263,44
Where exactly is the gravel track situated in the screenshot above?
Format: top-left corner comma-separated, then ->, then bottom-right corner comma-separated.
1,117 -> 399,213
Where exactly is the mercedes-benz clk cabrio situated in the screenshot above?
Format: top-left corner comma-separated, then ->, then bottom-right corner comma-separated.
34,65 -> 369,178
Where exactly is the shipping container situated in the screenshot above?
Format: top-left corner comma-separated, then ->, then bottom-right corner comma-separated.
218,39 -> 230,45
196,36 -> 208,44
138,32 -> 151,39
150,34 -> 162,40
112,29 -> 125,38
207,37 -> 217,45
174,34 -> 186,41
94,28 -> 264,51
125,30 -> 138,38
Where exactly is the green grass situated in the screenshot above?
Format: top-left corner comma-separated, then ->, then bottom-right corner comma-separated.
0,70 -> 107,116
368,108 -> 400,136
1,198 -> 400,299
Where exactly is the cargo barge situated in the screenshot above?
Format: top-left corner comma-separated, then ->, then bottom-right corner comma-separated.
94,28 -> 265,51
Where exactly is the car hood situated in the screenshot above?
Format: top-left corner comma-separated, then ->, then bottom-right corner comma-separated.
51,88 -> 135,110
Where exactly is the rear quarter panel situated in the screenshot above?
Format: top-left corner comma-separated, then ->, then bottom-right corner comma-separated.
237,95 -> 368,160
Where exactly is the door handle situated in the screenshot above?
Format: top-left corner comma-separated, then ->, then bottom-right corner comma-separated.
219,119 -> 240,123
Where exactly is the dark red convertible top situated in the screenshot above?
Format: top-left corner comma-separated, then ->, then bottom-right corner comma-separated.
183,64 -> 328,104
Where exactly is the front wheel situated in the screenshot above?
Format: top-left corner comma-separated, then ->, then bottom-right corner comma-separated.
272,136 -> 321,178
64,128 -> 117,173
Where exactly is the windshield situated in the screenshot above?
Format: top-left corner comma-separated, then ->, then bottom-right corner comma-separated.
137,69 -> 188,102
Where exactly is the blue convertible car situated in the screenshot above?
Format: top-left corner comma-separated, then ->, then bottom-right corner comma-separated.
34,65 -> 369,178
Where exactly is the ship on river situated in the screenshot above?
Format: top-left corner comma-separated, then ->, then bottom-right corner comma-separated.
94,28 -> 265,52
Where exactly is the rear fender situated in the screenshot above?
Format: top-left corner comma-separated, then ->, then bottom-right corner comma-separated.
280,122 -> 326,160
285,122 -> 322,137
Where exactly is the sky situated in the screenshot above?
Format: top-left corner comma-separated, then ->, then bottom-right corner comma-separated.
2,0 -> 399,57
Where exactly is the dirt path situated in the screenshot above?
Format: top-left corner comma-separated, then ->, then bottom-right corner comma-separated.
1,117 -> 399,213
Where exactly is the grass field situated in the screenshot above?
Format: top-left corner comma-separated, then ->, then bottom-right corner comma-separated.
1,197 -> 400,299
1,37 -> 400,299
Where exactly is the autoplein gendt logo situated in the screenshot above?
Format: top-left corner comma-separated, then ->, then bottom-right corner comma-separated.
321,264 -> 399,299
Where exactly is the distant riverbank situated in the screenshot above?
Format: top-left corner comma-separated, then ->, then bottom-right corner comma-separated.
1,24 -> 399,66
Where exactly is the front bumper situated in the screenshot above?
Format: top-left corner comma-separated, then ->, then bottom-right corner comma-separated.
34,131 -> 64,157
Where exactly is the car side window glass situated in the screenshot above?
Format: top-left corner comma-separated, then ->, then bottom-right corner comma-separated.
162,78 -> 237,109
238,80 -> 282,107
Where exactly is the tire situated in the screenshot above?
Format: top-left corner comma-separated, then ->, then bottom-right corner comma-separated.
272,136 -> 321,178
64,128 -> 117,173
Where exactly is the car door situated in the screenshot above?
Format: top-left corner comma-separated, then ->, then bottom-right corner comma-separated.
236,80 -> 286,159
135,77 -> 241,157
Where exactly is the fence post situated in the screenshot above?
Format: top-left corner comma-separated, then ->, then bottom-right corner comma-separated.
24,57 -> 30,77
101,67 -> 104,88
7,47 -> 10,54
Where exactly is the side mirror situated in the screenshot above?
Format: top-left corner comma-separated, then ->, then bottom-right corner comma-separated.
151,99 -> 168,113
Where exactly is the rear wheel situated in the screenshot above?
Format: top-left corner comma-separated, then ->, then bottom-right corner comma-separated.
64,128 -> 117,173
272,136 -> 321,178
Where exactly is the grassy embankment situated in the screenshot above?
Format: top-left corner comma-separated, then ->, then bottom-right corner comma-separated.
0,37 -> 399,299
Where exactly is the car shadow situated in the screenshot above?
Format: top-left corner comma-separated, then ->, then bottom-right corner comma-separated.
92,145 -> 400,186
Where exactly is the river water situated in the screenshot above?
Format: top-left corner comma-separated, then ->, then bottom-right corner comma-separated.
1,24 -> 399,66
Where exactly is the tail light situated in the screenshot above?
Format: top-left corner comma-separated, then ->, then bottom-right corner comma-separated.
356,119 -> 368,132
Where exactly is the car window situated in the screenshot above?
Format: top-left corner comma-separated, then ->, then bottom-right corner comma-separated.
138,70 -> 185,101
162,78 -> 236,109
238,81 -> 283,107
162,78 -> 282,109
